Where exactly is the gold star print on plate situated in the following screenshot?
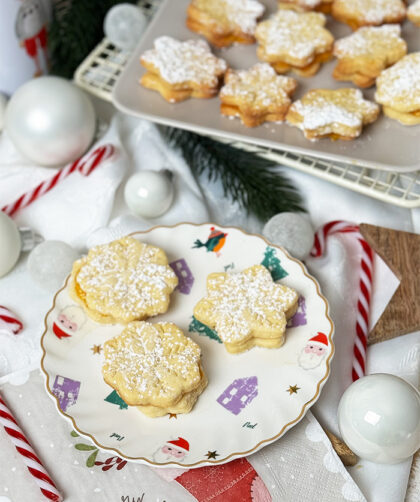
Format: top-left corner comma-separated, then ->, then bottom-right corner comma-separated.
287,385 -> 301,395
193,265 -> 298,354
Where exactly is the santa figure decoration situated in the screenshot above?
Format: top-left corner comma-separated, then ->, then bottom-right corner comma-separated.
298,332 -> 329,370
53,305 -> 86,340
15,0 -> 49,76
153,437 -> 190,464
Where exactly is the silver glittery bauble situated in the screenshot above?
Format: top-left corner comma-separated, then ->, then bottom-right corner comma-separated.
104,4 -> 148,51
5,77 -> 96,166
124,170 -> 174,218
27,241 -> 80,292
263,213 -> 314,260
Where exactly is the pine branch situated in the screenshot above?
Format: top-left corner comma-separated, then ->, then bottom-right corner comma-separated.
48,0 -> 136,78
162,127 -> 306,221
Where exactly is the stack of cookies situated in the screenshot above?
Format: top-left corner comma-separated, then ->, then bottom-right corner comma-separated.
138,0 -> 420,137
70,236 -> 207,418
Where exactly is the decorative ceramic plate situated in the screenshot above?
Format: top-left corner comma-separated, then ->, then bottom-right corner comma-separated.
112,0 -> 420,172
41,223 -> 334,468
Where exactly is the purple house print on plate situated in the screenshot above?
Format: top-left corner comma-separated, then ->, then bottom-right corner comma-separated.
52,375 -> 81,412
287,296 -> 307,328
217,376 -> 258,415
169,258 -> 194,294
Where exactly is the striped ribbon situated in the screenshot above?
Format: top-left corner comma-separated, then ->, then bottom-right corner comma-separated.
311,220 -> 374,381
0,394 -> 62,502
1,144 -> 115,218
0,305 -> 23,335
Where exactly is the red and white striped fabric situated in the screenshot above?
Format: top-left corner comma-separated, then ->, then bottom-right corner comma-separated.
2,144 -> 115,218
0,394 -> 62,502
311,220 -> 374,382
0,305 -> 23,335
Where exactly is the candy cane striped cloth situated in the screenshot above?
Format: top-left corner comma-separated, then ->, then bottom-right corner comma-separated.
311,220 -> 374,382
0,394 -> 62,502
2,144 -> 115,218
0,305 -> 23,335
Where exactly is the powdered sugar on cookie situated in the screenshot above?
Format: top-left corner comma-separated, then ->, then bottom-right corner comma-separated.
375,53 -> 420,111
334,25 -> 405,58
332,0 -> 406,25
287,88 -> 380,140
194,265 -> 298,346
255,10 -> 333,61
103,322 -> 202,404
141,36 -> 227,86
220,63 -> 297,109
192,0 -> 264,34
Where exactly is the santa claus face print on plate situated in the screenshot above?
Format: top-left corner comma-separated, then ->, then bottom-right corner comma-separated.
40,223 -> 334,468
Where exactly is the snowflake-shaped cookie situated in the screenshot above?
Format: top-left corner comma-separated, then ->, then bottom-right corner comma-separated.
70,236 -> 178,324
278,0 -> 332,13
220,63 -> 298,126
408,0 -> 420,26
187,0 -> 265,47
193,265 -> 298,353
375,53 -> 420,125
255,10 -> 334,76
102,322 -> 206,416
332,0 -> 406,30
333,25 -> 407,88
286,88 -> 380,140
140,36 -> 227,102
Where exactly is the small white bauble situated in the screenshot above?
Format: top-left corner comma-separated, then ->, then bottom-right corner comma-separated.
263,212 -> 314,260
124,170 -> 174,218
27,241 -> 80,292
0,93 -> 7,132
5,77 -> 96,166
338,374 -> 420,464
0,212 -> 21,277
104,4 -> 148,51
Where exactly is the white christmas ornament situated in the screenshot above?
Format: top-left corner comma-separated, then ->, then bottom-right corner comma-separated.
104,4 -> 148,51
124,170 -> 175,218
0,93 -> 7,132
338,373 -> 420,464
0,212 -> 21,277
5,76 -> 96,166
263,212 -> 314,260
27,241 -> 80,292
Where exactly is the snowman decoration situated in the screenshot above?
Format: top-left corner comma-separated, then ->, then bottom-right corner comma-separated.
15,0 -> 48,76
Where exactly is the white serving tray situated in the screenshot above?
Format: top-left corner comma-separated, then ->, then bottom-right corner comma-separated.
113,0 -> 420,173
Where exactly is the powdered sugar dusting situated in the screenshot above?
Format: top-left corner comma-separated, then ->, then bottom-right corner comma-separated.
141,36 -> 227,85
289,88 -> 379,133
408,0 -> 420,17
74,237 -> 177,322
103,322 -> 202,404
195,265 -> 298,344
220,63 -> 297,110
333,0 -> 406,24
255,10 -> 333,61
192,0 -> 264,34
334,25 -> 405,58
375,52 -> 420,109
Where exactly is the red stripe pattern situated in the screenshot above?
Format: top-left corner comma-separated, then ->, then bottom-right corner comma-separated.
0,306 -> 23,335
1,144 -> 115,217
311,220 -> 374,381
0,394 -> 62,502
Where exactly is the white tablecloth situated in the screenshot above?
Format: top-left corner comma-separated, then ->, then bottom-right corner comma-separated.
0,106 -> 419,502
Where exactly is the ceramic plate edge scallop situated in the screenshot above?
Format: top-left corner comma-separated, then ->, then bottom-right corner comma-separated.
40,223 -> 334,467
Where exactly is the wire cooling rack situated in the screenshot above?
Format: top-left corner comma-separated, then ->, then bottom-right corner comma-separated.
74,2 -> 420,209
